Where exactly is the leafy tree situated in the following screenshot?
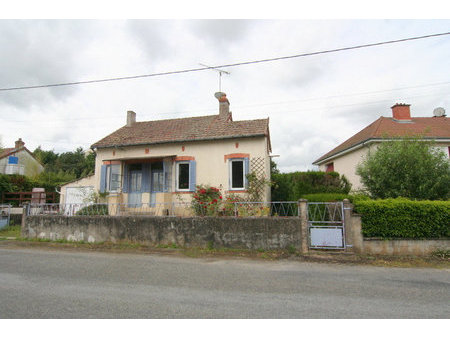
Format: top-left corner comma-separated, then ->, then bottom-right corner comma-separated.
270,159 -> 280,175
356,137 -> 450,200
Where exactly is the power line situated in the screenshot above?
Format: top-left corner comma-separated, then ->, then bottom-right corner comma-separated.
0,31 -> 449,92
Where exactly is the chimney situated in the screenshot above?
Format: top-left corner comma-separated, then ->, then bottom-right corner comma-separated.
15,138 -> 25,149
215,92 -> 232,121
391,103 -> 411,121
127,110 -> 136,127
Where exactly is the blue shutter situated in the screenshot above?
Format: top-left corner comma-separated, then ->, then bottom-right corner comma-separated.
142,163 -> 150,192
122,163 -> 129,193
244,157 -> 250,189
189,160 -> 196,192
99,165 -> 107,193
228,160 -> 232,191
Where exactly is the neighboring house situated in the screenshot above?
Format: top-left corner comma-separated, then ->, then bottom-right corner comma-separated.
0,138 -> 44,177
313,104 -> 450,191
90,92 -> 271,213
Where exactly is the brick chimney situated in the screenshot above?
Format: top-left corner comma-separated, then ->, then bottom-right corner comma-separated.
391,103 -> 411,121
215,92 -> 232,121
15,138 -> 25,149
127,110 -> 136,127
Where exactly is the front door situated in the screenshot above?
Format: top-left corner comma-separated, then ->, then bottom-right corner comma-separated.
150,162 -> 164,206
128,164 -> 143,207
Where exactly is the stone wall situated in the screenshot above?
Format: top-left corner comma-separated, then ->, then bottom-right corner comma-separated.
23,215 -> 301,250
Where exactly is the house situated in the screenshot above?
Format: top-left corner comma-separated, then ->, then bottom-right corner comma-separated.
313,104 -> 450,191
0,138 -> 44,177
90,92 -> 271,214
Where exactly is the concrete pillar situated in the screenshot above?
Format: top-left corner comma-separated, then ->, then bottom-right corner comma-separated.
21,204 -> 28,237
342,199 -> 364,253
298,199 -> 308,254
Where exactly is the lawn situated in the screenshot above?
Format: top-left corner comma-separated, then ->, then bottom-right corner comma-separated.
0,225 -> 21,238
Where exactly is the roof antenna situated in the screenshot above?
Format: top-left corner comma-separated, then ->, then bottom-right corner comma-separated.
199,63 -> 230,92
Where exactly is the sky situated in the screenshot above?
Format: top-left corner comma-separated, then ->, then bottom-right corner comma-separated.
1,3 -> 449,173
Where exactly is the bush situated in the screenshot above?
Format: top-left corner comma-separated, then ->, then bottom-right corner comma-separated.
301,193 -> 351,202
191,185 -> 223,216
354,198 -> 450,239
271,171 -> 351,201
76,204 -> 108,216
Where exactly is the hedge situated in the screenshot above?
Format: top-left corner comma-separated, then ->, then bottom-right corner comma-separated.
271,171 -> 351,201
354,198 -> 450,239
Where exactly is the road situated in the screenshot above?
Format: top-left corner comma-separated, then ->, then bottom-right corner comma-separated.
0,247 -> 449,318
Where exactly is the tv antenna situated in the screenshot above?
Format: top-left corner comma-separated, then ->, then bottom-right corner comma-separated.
199,63 -> 230,92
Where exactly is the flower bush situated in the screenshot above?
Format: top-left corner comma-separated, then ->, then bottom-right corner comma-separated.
191,185 -> 223,216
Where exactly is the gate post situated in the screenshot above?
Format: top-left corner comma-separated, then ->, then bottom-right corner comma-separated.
343,199 -> 363,253
298,199 -> 308,254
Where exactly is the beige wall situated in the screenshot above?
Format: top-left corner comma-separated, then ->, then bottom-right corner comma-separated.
93,136 -> 271,202
319,142 -> 450,192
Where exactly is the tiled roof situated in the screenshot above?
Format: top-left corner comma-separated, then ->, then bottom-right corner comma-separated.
0,148 -> 17,159
91,114 -> 270,149
313,116 -> 450,164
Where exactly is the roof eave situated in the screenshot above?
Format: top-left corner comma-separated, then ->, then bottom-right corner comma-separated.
91,133 -> 268,150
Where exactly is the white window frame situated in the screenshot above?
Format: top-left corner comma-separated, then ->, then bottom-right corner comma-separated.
106,164 -> 121,192
175,161 -> 190,192
229,158 -> 245,190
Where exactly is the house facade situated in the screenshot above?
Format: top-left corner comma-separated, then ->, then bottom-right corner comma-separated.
0,138 -> 44,177
90,93 -> 271,213
313,104 -> 450,191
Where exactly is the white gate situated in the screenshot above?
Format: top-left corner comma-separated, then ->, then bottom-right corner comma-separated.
307,202 -> 345,249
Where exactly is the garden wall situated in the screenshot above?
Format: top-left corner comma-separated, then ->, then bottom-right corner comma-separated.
22,215 -> 301,250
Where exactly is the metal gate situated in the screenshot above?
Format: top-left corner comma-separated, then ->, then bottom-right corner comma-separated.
307,202 -> 345,249
0,204 -> 11,230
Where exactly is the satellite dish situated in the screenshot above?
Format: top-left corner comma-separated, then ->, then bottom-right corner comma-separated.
433,107 -> 446,117
214,92 -> 225,99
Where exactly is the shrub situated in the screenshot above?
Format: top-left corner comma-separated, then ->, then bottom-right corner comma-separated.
271,171 -> 351,201
191,185 -> 222,216
354,198 -> 450,239
76,204 -> 108,216
301,193 -> 351,202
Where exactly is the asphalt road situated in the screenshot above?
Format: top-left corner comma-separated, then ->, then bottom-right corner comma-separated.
0,247 -> 449,318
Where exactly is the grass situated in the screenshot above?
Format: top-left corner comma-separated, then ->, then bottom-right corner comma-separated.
0,225 -> 21,238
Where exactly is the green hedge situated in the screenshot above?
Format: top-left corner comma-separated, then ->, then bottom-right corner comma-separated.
301,193 -> 351,202
354,198 -> 450,239
271,171 -> 351,201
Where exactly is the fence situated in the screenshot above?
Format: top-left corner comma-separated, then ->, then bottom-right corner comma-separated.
1,191 -> 57,206
26,201 -> 300,218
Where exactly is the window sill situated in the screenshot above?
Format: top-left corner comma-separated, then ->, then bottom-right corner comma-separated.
226,190 -> 248,193
173,191 -> 194,194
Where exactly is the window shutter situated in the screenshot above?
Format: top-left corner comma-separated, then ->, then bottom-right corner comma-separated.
244,157 -> 250,188
99,165 -> 107,193
142,163 -> 150,192
189,160 -> 196,192
122,163 -> 129,193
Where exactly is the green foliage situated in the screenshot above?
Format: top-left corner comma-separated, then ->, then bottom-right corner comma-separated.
33,146 -> 95,179
301,193 -> 351,202
354,198 -> 450,239
191,185 -> 223,216
76,204 -> 109,216
271,171 -> 351,201
246,172 -> 272,202
356,137 -> 450,200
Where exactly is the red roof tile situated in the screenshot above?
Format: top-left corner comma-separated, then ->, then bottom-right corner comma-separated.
91,114 -> 270,149
313,116 -> 450,164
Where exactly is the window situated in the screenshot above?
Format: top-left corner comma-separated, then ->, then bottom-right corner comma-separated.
230,159 -> 245,190
325,162 -> 334,173
177,162 -> 190,190
106,164 -> 121,192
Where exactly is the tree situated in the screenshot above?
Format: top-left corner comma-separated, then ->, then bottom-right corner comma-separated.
356,137 -> 450,200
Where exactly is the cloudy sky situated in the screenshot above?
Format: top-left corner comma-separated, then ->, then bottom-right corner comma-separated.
1,8 -> 449,172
